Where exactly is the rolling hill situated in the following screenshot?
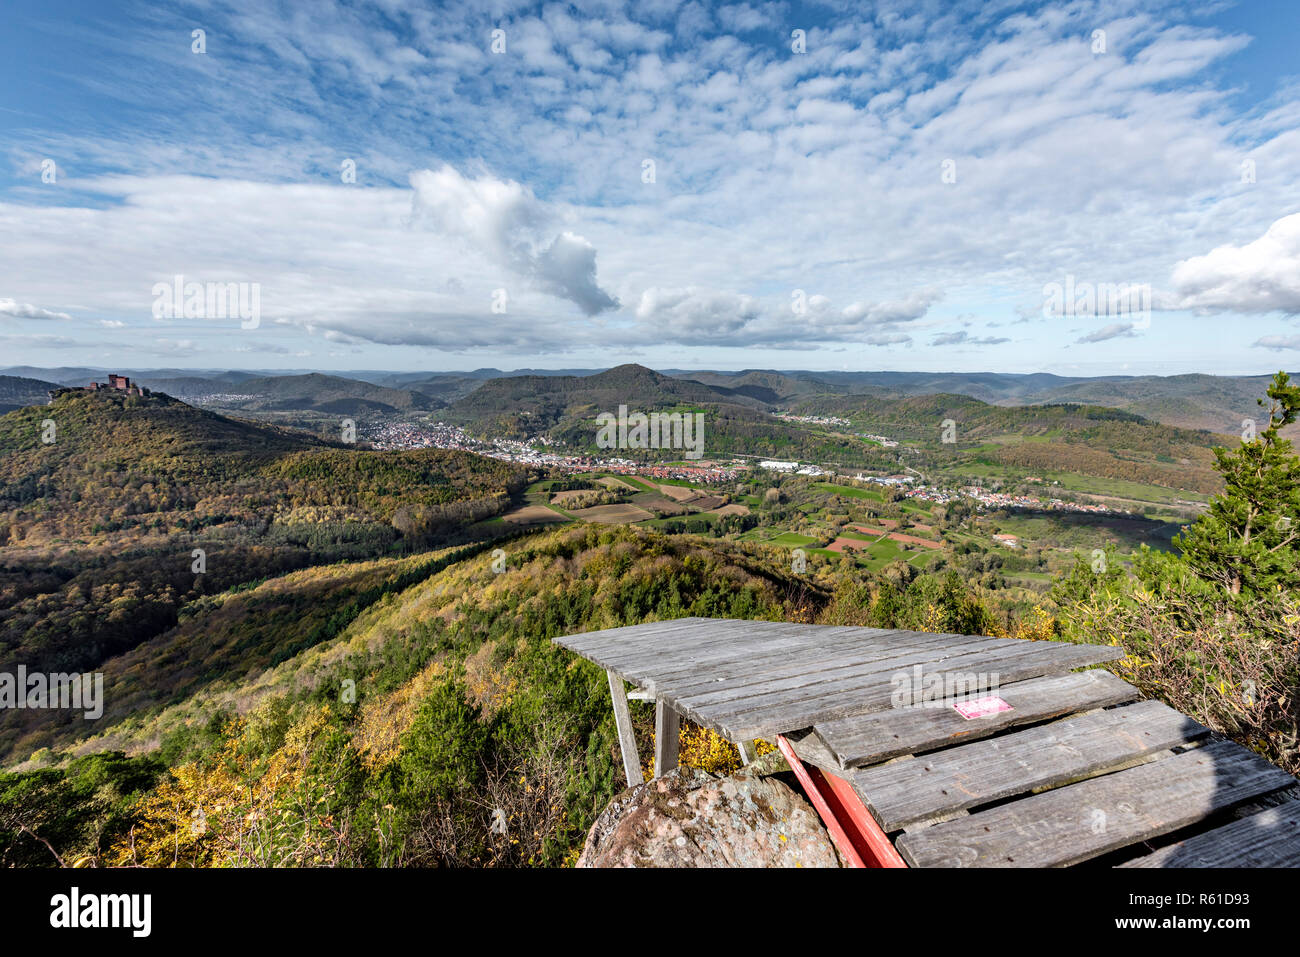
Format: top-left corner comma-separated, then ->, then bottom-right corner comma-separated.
142,372 -> 442,415
0,389 -> 527,696
674,368 -> 1294,435
788,392 -> 1228,494
0,375 -> 58,414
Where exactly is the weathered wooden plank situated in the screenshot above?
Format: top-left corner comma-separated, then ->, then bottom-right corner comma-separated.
688,642 -> 1125,740
628,626 -> 891,688
554,616 -> 707,653
607,670 -> 644,788
558,620 -> 1012,690
654,631 -> 988,698
816,669 -> 1141,768
587,621 -> 859,685
556,617 -> 734,662
677,636 -> 1017,711
634,625 -> 923,682
568,617 -> 855,659
653,698 -> 680,778
851,700 -> 1208,831
784,728 -> 842,771
1117,800 -> 1300,868
736,643 -> 1125,739
897,739 -> 1296,867
639,635 -> 986,707
561,617 -> 797,671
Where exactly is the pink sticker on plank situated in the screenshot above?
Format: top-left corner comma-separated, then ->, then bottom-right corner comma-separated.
953,696 -> 1013,720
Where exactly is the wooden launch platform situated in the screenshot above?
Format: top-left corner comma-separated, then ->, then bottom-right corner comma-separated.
554,617 -> 1299,868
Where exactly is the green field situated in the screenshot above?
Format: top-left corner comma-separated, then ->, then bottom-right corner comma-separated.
767,531 -> 820,547
813,482 -> 883,501
942,462 -> 1210,506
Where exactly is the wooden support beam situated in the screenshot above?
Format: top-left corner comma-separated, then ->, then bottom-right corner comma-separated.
654,698 -> 681,778
736,738 -> 758,765
607,670 -> 644,788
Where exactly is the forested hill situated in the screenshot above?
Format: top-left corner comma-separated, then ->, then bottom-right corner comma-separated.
0,388 -> 526,544
0,389 -> 528,697
0,375 -> 59,415
143,372 -> 442,414
443,363 -> 768,436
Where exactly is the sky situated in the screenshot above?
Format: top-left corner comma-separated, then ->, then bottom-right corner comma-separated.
1,0 -> 1299,376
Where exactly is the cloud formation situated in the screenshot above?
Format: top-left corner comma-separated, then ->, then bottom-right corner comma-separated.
1076,322 -> 1137,344
931,331 -> 1010,347
1171,213 -> 1300,316
409,165 -> 618,316
1,0 -> 1298,371
1253,334 -> 1300,351
0,299 -> 71,321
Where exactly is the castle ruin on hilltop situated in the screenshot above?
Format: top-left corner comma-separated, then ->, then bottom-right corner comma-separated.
48,374 -> 150,402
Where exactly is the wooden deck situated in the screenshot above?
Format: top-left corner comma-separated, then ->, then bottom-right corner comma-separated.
554,616 -> 1300,868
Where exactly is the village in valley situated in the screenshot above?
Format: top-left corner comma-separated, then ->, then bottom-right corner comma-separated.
358,409 -> 1174,589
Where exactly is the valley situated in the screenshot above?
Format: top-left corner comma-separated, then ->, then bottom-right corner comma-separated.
0,364 -> 1293,871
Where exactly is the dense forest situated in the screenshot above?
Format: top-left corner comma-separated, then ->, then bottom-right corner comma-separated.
0,391 -> 528,749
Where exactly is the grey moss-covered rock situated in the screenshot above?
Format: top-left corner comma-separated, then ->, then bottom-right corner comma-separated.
577,763 -> 840,868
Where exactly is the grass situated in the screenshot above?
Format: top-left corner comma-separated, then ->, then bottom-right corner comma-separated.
941,462 -> 1210,506
813,482 -> 883,501
767,531 -> 820,547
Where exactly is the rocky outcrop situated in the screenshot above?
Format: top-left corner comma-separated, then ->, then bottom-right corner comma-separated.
577,759 -> 841,868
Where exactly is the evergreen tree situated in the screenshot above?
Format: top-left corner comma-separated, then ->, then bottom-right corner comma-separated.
1177,371 -> 1300,597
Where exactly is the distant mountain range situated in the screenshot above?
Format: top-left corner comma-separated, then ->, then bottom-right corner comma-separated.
3,365 -> 1291,435
139,372 -> 443,415
664,369 -> 1288,434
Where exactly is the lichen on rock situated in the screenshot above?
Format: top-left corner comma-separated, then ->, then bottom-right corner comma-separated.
576,762 -> 840,868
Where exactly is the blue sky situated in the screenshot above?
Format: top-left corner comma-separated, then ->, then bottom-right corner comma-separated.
1,0 -> 1299,375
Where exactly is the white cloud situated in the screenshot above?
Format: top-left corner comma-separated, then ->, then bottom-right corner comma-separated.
632,287 -> 939,346
409,165 -> 618,316
0,299 -> 71,321
633,287 -> 762,342
932,330 -> 1009,346
1170,212 -> 1300,315
1076,322 -> 1136,344
841,291 -> 942,327
1253,334 -> 1300,351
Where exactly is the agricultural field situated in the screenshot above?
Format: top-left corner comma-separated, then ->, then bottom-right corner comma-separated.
500,505 -> 568,526
567,503 -> 656,524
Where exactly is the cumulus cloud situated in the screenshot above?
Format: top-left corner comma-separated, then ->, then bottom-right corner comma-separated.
1075,322 -> 1136,344
634,287 -> 763,342
409,165 -> 618,316
0,299 -> 71,321
1170,212 -> 1300,315
632,286 -> 938,346
1253,334 -> 1300,351
841,290 -> 942,326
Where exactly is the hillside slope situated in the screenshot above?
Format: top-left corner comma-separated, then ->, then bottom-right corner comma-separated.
146,372 -> 441,414
0,391 -> 527,687
0,376 -> 58,414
